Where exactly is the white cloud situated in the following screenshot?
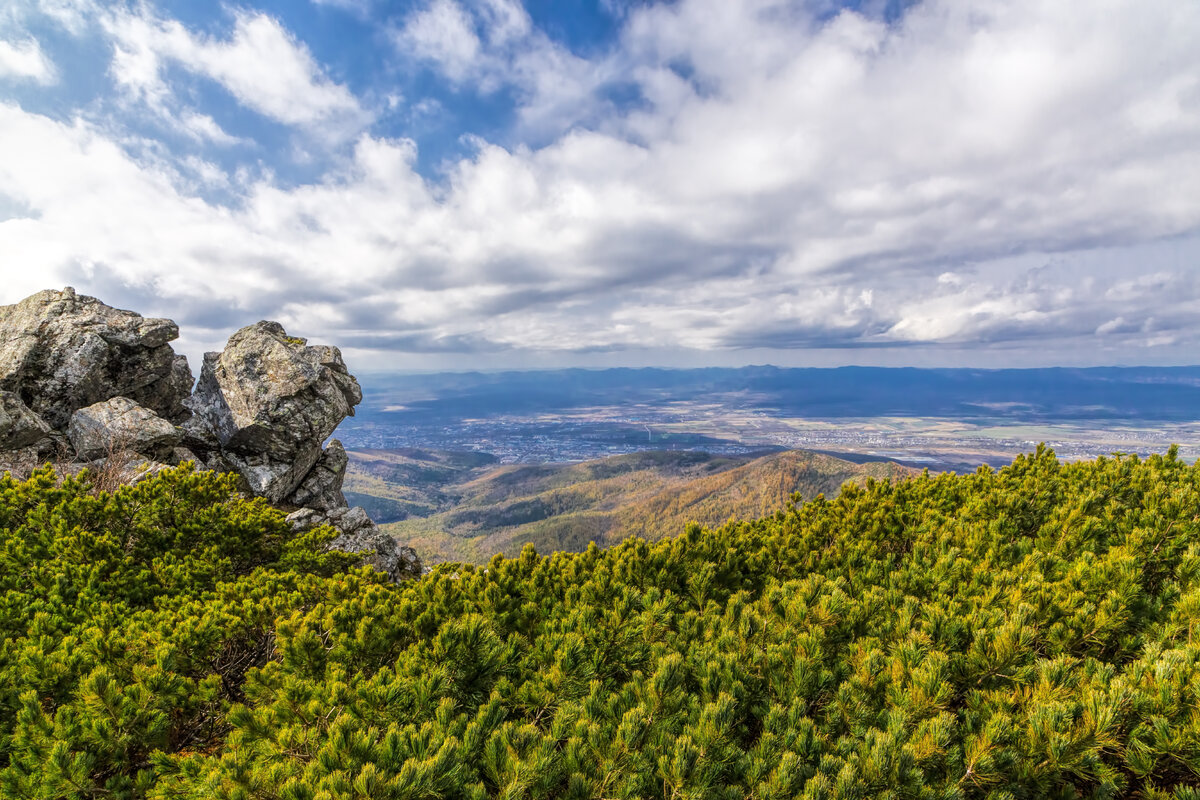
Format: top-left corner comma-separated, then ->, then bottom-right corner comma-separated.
394,0 -> 610,136
34,0 -> 95,34
0,0 -> 96,36
179,12 -> 364,128
105,8 -> 368,135
0,37 -> 55,83
178,111 -> 245,146
2,0 -> 1200,368
396,0 -> 483,84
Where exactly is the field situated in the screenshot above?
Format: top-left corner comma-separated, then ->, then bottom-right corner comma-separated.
340,367 -> 1200,469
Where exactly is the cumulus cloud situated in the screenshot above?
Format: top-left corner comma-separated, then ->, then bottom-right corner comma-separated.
396,0 -> 484,84
1,0 -> 1199,369
104,7 -> 368,136
395,0 -> 613,136
0,37 -> 55,83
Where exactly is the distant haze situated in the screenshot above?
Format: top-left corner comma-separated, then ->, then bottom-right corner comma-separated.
352,365 -> 1200,423
1,1 -> 1198,370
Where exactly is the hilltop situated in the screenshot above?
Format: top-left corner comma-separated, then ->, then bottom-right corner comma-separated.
344,448 -> 915,563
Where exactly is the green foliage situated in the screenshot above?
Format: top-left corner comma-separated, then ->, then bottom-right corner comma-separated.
0,465 -> 360,798
4,447 -> 1200,797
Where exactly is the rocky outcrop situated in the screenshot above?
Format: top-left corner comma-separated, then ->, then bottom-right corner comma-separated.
0,288 -> 421,582
187,321 -> 362,503
182,320 -> 417,579
67,397 -> 181,461
0,288 -> 192,429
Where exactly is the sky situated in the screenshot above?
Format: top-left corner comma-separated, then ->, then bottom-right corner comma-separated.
0,0 -> 1198,373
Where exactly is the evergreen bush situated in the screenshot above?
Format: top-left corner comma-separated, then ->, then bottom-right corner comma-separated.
1,447 -> 1199,798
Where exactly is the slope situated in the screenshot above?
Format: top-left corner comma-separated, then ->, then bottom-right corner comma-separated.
11,449 -> 1200,797
350,448 -> 916,563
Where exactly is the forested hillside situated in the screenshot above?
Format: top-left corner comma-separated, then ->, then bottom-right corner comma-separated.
3,447 -> 1200,798
348,449 -> 913,563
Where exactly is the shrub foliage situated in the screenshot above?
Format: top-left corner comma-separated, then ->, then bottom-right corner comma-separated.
2,447 -> 1200,798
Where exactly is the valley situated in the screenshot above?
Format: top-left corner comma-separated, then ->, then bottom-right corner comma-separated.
344,447 -> 915,563
338,365 -> 1200,564
337,366 -> 1200,471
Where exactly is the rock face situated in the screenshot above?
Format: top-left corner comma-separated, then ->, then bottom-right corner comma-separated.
0,391 -> 52,451
68,397 -> 181,461
288,506 -> 424,582
287,439 -> 349,511
0,288 -> 421,582
0,288 -> 192,429
188,321 -> 362,503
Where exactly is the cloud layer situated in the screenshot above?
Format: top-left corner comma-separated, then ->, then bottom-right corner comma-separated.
0,0 -> 1198,369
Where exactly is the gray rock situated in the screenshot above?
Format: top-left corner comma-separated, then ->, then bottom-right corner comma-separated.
327,505 -> 374,535
285,507 -> 326,530
287,439 -> 348,511
188,321 -> 361,503
168,446 -> 204,467
127,460 -> 172,484
218,450 -> 295,501
0,445 -> 47,479
67,397 -> 181,461
0,390 -> 52,450
166,355 -> 195,411
287,505 -> 423,582
0,287 -> 193,429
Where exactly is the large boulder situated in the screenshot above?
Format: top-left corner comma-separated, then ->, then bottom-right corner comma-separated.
188,321 -> 362,503
0,391 -> 52,450
288,505 -> 424,582
0,288 -> 192,429
67,397 -> 181,461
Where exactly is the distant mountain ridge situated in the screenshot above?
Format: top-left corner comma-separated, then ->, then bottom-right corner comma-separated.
344,448 -> 916,563
352,365 -> 1200,423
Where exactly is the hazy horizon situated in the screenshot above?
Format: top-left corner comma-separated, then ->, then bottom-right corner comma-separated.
348,362 -> 1200,376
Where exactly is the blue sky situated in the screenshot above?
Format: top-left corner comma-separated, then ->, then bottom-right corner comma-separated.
0,0 -> 1198,372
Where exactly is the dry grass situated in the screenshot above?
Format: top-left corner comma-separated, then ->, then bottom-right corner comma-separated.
0,432 -> 164,494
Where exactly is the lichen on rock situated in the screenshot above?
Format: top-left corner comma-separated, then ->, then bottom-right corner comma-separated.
187,320 -> 362,503
67,396 -> 181,462
0,287 -> 192,428
287,438 -> 349,511
0,390 -> 52,451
